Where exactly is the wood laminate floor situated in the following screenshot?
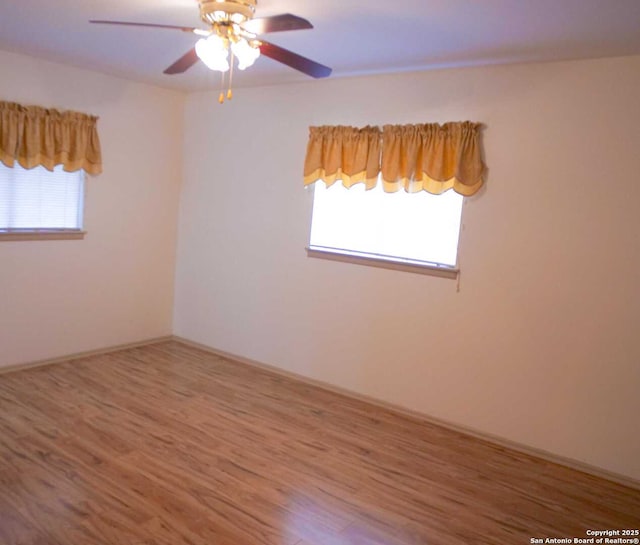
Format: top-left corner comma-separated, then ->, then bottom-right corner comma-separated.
0,341 -> 638,544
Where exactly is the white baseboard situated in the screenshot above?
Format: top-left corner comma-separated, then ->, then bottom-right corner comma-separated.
172,335 -> 640,492
0,336 -> 174,375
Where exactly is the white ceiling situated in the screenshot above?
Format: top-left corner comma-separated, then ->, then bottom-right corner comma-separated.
1,0 -> 640,92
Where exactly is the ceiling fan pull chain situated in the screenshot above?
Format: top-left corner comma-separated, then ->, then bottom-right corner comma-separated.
218,70 -> 226,104
227,51 -> 235,100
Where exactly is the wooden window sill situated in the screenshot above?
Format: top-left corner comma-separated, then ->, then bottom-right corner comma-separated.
0,230 -> 86,241
306,246 -> 459,279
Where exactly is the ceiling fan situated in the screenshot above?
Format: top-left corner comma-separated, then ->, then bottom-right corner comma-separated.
90,0 -> 332,82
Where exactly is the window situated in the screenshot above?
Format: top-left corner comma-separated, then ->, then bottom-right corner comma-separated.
308,181 -> 463,276
303,121 -> 484,276
0,163 -> 85,240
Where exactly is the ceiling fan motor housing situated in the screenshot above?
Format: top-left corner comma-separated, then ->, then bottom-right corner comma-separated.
199,0 -> 257,24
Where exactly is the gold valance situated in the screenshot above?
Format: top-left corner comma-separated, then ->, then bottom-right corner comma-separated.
381,122 -> 484,196
303,125 -> 381,190
303,121 -> 485,196
0,100 -> 102,175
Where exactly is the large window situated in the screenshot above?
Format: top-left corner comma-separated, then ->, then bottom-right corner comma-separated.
309,182 -> 463,272
0,163 -> 85,235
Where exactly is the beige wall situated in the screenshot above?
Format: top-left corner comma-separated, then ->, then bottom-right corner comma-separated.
0,50 -> 184,367
174,55 -> 640,480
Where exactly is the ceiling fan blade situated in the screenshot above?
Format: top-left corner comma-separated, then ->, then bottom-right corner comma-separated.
259,41 -> 331,78
164,48 -> 199,75
242,14 -> 312,35
89,20 -> 198,33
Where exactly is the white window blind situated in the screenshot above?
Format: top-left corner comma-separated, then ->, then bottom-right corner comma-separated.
0,163 -> 85,231
309,181 -> 464,268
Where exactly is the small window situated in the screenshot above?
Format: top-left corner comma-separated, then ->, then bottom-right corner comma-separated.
0,163 -> 85,240
308,181 -> 463,275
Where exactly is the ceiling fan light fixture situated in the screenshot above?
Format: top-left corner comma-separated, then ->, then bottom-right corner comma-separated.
195,34 -> 230,72
230,13 -> 246,24
231,38 -> 261,70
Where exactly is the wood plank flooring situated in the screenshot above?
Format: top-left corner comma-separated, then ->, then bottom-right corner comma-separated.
0,340 -> 638,544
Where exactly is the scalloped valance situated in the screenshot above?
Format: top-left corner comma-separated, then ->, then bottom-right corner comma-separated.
304,121 -> 484,196
303,125 -> 381,190
0,100 -> 102,175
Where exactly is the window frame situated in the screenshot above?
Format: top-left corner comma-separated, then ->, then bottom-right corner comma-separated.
0,229 -> 86,242
305,245 -> 460,278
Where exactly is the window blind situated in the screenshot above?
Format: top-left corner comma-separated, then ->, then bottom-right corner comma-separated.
0,163 -> 84,231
